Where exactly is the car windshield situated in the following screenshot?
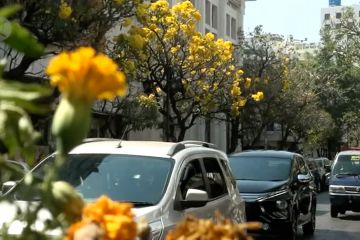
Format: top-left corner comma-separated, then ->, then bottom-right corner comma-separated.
26,154 -> 174,205
229,156 -> 291,181
332,155 -> 360,176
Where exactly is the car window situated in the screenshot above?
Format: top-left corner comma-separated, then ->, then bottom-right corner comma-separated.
296,157 -> 309,175
179,159 -> 206,199
229,156 -> 291,181
333,154 -> 360,175
202,157 -> 227,199
30,154 -> 174,205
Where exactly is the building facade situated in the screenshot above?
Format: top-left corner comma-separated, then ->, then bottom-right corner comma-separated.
321,2 -> 360,27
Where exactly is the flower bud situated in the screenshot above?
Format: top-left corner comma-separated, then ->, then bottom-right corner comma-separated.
51,181 -> 84,223
51,97 -> 91,154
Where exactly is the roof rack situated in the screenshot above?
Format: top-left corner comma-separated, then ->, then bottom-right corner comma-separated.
167,140 -> 216,156
82,138 -> 118,143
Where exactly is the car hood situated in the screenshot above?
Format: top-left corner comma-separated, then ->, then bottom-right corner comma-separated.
236,179 -> 289,194
330,175 -> 360,186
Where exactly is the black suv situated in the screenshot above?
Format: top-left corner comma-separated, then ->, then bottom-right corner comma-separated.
229,150 -> 317,240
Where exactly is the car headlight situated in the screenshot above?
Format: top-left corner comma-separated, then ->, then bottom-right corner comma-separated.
329,185 -> 345,193
149,220 -> 163,240
275,200 -> 288,210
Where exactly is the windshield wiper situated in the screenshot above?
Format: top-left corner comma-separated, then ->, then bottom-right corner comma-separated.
130,201 -> 154,207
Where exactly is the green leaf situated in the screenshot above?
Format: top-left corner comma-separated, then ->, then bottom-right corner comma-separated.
0,4 -> 22,18
4,22 -> 44,57
0,80 -> 53,114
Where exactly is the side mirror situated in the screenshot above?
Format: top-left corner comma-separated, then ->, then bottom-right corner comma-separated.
298,174 -> 311,184
324,165 -> 331,172
174,189 -> 208,211
1,181 -> 16,195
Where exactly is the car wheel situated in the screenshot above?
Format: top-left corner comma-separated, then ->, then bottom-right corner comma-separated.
302,204 -> 316,235
330,205 -> 338,218
282,210 -> 297,240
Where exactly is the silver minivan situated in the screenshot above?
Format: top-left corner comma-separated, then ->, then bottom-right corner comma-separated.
1,140 -> 246,239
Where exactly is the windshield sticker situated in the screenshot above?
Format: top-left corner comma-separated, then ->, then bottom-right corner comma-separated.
351,155 -> 360,161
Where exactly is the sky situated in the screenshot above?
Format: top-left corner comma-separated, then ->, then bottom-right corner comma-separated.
244,0 -> 360,43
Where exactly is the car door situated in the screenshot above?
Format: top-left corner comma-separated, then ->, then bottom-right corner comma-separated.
295,156 -> 314,220
199,156 -> 234,221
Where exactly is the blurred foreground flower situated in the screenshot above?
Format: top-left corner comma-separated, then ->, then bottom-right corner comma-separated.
46,47 -> 127,153
65,195 -> 137,240
51,181 -> 84,223
166,215 -> 262,240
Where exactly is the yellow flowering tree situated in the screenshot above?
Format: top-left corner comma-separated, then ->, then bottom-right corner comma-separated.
114,0 -> 257,141
232,26 -> 293,151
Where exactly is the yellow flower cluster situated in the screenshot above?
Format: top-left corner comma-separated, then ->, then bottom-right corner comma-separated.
251,92 -> 264,102
137,93 -> 156,107
46,47 -> 127,103
65,195 -> 137,240
59,0 -> 72,19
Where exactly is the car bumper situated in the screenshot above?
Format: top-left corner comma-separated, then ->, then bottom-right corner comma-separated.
329,193 -> 360,211
245,202 -> 290,234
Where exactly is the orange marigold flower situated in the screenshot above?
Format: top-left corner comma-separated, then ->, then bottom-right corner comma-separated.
82,195 -> 136,240
46,47 -> 127,103
64,221 -> 89,240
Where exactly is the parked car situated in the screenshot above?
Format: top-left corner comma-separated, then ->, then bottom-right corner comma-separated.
312,157 -> 331,190
306,159 -> 322,193
229,150 -> 317,240
2,139 -> 246,239
329,150 -> 360,218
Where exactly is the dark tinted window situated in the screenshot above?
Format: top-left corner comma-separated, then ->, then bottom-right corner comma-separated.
33,154 -> 173,205
203,157 -> 227,198
229,155 -> 291,181
179,160 -> 205,199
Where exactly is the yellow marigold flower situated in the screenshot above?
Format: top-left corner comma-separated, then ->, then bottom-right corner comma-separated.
46,47 -> 127,103
59,0 -> 72,19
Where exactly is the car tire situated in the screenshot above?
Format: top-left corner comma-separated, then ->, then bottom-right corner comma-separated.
282,210 -> 298,240
302,204 -> 316,235
330,205 -> 338,218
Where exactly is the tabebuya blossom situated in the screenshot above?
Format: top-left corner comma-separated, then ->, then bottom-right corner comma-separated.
46,47 -> 127,153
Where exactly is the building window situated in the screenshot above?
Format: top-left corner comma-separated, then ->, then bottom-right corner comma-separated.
211,5 -> 218,29
231,17 -> 236,40
336,12 -> 341,19
205,0 -> 211,25
226,14 -> 230,36
324,13 -> 330,20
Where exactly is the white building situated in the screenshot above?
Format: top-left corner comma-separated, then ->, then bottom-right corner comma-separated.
129,0 -> 249,152
321,3 -> 360,27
